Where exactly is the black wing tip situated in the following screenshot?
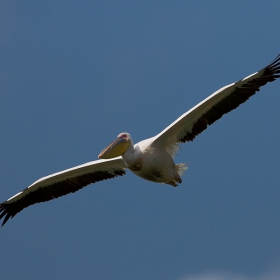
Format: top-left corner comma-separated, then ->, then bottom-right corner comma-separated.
0,203 -> 12,227
266,54 -> 280,75
268,53 -> 280,65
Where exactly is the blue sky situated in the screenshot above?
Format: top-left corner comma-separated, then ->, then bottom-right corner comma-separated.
1,1 -> 280,280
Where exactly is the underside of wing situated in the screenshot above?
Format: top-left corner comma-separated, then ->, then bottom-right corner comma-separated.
154,54 -> 280,148
0,157 -> 126,226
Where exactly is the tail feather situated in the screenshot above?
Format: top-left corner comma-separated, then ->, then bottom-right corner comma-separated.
165,163 -> 188,187
175,163 -> 188,176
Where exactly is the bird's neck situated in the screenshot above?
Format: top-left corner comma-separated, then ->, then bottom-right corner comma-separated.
122,142 -> 141,166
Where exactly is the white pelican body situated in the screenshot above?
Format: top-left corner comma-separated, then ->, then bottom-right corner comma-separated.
1,54 -> 280,226
118,137 -> 187,186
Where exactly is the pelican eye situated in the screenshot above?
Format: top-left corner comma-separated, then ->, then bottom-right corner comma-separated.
119,134 -> 127,140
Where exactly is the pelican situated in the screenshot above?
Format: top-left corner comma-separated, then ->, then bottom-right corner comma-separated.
1,55 -> 280,226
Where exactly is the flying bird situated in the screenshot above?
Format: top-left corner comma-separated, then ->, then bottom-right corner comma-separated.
1,55 -> 280,226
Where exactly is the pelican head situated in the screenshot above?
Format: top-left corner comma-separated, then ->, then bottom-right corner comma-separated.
98,132 -> 132,159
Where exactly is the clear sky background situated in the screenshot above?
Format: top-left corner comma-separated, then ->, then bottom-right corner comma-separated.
1,1 -> 280,280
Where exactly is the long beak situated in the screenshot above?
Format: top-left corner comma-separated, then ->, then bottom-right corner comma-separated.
98,137 -> 129,159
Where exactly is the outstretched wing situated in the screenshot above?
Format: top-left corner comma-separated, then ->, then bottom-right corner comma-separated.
0,157 -> 126,226
154,54 -> 280,151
